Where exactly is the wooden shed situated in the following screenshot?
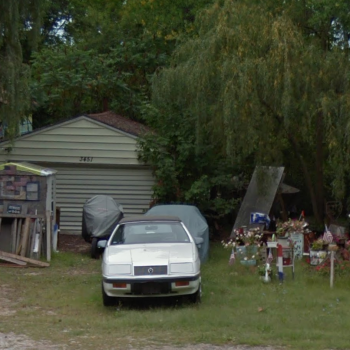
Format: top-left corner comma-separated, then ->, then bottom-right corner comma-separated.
0,112 -> 155,234
0,162 -> 56,261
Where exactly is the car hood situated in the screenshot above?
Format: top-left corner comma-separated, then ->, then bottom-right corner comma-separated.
105,243 -> 195,265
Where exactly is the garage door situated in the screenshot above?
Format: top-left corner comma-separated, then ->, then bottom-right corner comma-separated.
54,166 -> 155,233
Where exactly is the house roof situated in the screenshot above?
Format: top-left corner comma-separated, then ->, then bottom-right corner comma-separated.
0,111 -> 152,143
86,111 -> 152,137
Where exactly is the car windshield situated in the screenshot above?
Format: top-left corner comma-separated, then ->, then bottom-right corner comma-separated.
110,221 -> 191,245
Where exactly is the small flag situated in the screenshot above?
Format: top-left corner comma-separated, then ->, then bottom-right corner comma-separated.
266,249 -> 273,264
229,249 -> 235,265
323,225 -> 333,244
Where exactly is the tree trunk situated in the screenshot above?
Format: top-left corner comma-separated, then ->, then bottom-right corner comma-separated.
287,133 -> 322,225
315,111 -> 325,221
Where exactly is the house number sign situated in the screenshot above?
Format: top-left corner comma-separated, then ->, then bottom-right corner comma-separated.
79,157 -> 94,162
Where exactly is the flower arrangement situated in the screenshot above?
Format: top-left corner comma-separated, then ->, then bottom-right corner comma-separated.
233,227 -> 264,246
311,238 -> 326,251
313,259 -> 350,277
222,228 -> 264,264
276,218 -> 309,237
345,240 -> 350,251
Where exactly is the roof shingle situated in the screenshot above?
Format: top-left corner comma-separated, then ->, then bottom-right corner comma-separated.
87,111 -> 151,137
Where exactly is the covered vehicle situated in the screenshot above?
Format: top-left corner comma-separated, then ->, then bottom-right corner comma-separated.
145,204 -> 209,262
82,195 -> 124,258
99,215 -> 202,306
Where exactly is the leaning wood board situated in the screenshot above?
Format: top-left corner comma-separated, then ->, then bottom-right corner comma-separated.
0,254 -> 27,266
0,250 -> 49,267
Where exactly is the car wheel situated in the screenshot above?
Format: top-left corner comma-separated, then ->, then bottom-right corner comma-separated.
91,237 -> 100,259
102,282 -> 116,306
189,283 -> 201,304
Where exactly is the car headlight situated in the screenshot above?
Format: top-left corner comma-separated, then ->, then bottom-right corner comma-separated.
106,264 -> 131,275
170,263 -> 194,273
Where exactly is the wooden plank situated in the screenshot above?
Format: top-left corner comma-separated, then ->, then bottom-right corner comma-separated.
16,219 -> 22,255
0,263 -> 28,268
29,219 -> 37,259
38,219 -> 43,259
20,217 -> 31,257
0,250 -> 50,267
0,253 -> 27,266
11,219 -> 17,253
46,212 -> 51,262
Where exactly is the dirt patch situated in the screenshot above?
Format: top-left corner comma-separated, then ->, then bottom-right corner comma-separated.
0,332 -> 66,350
0,285 -> 17,317
57,233 -> 90,254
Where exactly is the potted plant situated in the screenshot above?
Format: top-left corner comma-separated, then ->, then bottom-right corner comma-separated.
225,228 -> 264,266
309,238 -> 328,266
276,218 -> 309,237
276,218 -> 310,249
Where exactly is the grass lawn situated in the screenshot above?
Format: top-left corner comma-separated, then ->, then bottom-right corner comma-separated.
1,243 -> 350,350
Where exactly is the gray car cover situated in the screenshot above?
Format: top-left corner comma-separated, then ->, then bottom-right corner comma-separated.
82,195 -> 124,242
145,204 -> 209,262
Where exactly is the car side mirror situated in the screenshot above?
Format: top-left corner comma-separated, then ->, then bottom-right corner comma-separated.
97,240 -> 107,249
194,237 -> 204,247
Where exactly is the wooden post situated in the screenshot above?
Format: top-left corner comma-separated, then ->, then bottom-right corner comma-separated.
330,251 -> 334,288
20,217 -> 31,257
277,244 -> 284,282
16,219 -> 23,255
29,219 -> 37,259
46,211 -> 51,261
11,219 -> 18,253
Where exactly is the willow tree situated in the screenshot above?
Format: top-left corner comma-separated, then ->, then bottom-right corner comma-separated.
149,0 -> 350,224
0,0 -> 42,138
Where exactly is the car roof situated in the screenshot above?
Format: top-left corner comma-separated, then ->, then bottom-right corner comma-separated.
119,215 -> 182,224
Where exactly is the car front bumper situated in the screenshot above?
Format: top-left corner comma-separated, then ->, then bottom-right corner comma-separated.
103,274 -> 201,298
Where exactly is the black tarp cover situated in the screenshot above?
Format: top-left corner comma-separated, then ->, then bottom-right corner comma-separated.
82,195 -> 124,241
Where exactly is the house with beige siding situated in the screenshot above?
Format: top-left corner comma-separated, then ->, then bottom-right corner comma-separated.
0,111 -> 155,233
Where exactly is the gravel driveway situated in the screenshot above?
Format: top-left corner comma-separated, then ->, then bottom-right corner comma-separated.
0,332 -> 283,350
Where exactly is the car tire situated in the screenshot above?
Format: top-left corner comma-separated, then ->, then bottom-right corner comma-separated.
91,237 -> 100,259
189,283 -> 201,304
102,282 -> 116,306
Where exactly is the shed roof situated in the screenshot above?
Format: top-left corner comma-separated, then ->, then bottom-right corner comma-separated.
0,162 -> 57,176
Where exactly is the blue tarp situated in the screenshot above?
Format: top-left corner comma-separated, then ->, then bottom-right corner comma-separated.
145,204 -> 209,263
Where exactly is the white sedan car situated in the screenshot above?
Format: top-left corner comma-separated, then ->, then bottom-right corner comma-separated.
99,215 -> 202,306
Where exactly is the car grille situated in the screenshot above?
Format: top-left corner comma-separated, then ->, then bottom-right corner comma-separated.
131,282 -> 171,295
134,265 -> 168,276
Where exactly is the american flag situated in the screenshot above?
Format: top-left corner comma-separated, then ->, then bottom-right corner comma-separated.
229,249 -> 235,265
323,226 -> 333,244
266,249 -> 273,264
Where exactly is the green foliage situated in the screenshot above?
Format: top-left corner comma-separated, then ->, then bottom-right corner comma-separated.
31,44 -> 160,123
150,0 -> 350,223
138,105 -> 243,217
29,0 -> 214,126
0,0 -> 42,138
